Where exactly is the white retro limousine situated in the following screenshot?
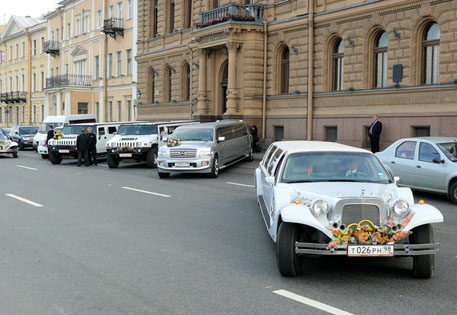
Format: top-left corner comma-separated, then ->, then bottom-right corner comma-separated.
255,141 -> 443,278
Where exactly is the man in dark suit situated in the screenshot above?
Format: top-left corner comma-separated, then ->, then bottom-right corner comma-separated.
87,127 -> 97,166
369,115 -> 382,153
46,125 -> 54,144
76,129 -> 90,167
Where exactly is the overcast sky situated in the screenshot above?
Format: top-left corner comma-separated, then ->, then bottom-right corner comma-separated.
0,0 -> 59,24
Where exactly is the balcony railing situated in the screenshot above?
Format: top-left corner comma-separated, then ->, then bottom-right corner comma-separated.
0,91 -> 27,104
45,74 -> 92,90
198,4 -> 263,28
102,18 -> 124,38
44,40 -> 60,57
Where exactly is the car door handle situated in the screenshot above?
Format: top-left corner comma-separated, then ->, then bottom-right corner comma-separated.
416,165 -> 421,168
390,161 -> 395,164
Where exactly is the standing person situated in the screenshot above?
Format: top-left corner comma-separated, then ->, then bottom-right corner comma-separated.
87,127 -> 97,166
76,129 -> 90,167
46,125 -> 54,144
369,115 -> 382,153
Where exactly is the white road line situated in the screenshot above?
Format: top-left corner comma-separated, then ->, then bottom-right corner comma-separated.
16,165 -> 38,171
226,182 -> 255,188
6,194 -> 43,207
121,186 -> 171,198
23,154 -> 37,157
273,290 -> 354,315
98,164 -> 108,167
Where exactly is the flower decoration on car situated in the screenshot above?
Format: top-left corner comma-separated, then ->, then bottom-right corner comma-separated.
327,214 -> 414,249
53,130 -> 63,140
167,137 -> 181,147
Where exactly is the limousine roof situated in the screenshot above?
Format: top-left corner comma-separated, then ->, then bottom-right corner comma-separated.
119,120 -> 199,126
176,120 -> 245,129
68,121 -> 137,127
271,141 -> 371,155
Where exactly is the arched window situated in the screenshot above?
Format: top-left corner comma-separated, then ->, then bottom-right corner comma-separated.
164,66 -> 172,102
333,38 -> 344,91
168,0 -> 175,33
422,22 -> 440,85
182,62 -> 190,101
279,46 -> 290,94
184,0 -> 192,29
374,31 -> 388,88
148,68 -> 155,104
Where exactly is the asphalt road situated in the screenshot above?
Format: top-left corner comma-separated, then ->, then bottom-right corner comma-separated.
0,150 -> 456,315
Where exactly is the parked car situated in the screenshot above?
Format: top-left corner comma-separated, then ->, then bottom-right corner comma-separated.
1,128 -> 12,139
9,125 -> 38,150
157,120 -> 253,178
376,137 -> 457,204
0,132 -> 18,158
106,120 -> 197,168
255,141 -> 443,278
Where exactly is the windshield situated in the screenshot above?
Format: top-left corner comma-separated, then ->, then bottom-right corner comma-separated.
437,142 -> 457,162
173,128 -> 214,142
63,125 -> 96,135
281,152 -> 392,184
118,125 -> 158,136
0,133 -> 7,141
19,127 -> 38,135
39,122 -> 63,133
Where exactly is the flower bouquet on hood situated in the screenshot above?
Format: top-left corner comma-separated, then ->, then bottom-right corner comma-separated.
167,137 -> 181,147
53,130 -> 63,140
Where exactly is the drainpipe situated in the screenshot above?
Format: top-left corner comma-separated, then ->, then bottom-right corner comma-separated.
262,20 -> 268,139
26,30 -> 32,125
189,45 -> 193,119
307,0 -> 314,140
103,0 -> 108,122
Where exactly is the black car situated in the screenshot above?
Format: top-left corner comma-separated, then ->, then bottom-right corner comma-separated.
9,125 -> 38,150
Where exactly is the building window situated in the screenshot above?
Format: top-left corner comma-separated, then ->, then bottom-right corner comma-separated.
148,68 -> 155,103
22,106 -> 25,123
184,0 -> 192,29
41,71 -> 44,91
76,16 -> 81,35
279,46 -> 290,94
422,23 -> 440,85
333,38 -> 344,91
325,126 -> 338,142
168,0 -> 175,33
109,5 -> 114,18
164,66 -> 172,102
274,126 -> 284,142
95,102 -> 100,121
32,105 -> 36,123
117,101 -> 122,121
128,0 -> 133,19
78,102 -> 89,114
374,31 -> 388,88
33,40 -> 37,56
84,12 -> 89,33
414,126 -> 431,137
97,11 -> 102,28
152,0 -> 158,37
182,62 -> 190,101
32,72 -> 36,92
127,100 -> 132,121
41,37 -> 45,54
212,0 -> 220,9
41,105 -> 44,122
109,101 -> 113,121
117,51 -> 122,76
16,43 -> 18,59
126,49 -> 132,75
108,53 -> 113,78
118,2 -> 123,18
95,56 -> 100,79
67,23 -> 71,38
22,42 -> 25,57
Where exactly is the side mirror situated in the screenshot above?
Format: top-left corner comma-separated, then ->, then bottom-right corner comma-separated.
265,176 -> 275,186
432,158 -> 444,164
218,136 -> 225,142
394,176 -> 401,184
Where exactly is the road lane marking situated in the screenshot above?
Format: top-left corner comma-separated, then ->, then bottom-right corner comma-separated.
23,154 -> 37,157
6,194 -> 43,207
16,165 -> 38,171
273,290 -> 354,315
226,182 -> 255,188
98,164 -> 108,167
121,186 -> 171,198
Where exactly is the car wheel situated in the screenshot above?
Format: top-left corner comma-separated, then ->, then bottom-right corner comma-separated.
209,155 -> 219,178
158,171 -> 170,179
107,154 -> 119,168
449,182 -> 457,204
41,154 -> 49,159
276,222 -> 304,277
410,224 -> 435,279
49,151 -> 62,165
146,149 -> 158,168
247,146 -> 254,162
12,151 -> 18,158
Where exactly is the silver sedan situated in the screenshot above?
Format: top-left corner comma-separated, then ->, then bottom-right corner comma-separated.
376,137 -> 457,204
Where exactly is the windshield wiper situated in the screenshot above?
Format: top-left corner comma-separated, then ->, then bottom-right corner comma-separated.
327,179 -> 361,182
283,180 -> 313,183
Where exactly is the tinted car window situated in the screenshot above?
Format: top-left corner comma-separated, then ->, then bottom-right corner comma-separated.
98,127 -> 106,136
395,141 -> 416,160
263,145 -> 277,168
108,127 -> 117,134
419,143 -> 441,163
437,142 -> 457,162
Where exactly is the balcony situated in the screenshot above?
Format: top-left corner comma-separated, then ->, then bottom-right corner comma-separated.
0,91 -> 27,104
45,74 -> 92,90
44,40 -> 60,57
102,18 -> 124,38
197,4 -> 263,29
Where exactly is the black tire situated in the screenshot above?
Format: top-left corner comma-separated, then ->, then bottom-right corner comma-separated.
449,182 -> 457,204
49,151 -> 62,165
247,146 -> 254,162
146,149 -> 158,168
209,155 -> 219,178
19,141 -> 24,150
41,154 -> 48,160
276,222 -> 304,277
158,171 -> 170,179
12,151 -> 18,158
410,224 -> 435,279
107,154 -> 119,168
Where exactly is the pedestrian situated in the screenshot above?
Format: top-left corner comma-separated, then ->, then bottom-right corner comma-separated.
76,129 -> 90,167
369,115 -> 382,153
46,125 -> 54,144
87,127 -> 97,166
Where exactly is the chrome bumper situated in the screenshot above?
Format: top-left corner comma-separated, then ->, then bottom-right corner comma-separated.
295,242 -> 440,256
157,157 -> 212,172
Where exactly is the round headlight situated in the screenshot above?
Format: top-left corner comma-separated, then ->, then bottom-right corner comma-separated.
312,199 -> 329,216
393,199 -> 409,216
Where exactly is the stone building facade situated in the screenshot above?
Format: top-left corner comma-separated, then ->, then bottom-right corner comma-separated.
136,0 -> 457,149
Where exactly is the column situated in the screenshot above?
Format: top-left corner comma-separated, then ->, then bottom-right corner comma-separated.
225,42 -> 239,116
56,92 -> 62,115
197,48 -> 207,115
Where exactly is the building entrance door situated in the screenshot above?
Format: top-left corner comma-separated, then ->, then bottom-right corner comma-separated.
221,64 -> 228,115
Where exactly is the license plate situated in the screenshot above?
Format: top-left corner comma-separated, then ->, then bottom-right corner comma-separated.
119,153 -> 132,158
59,149 -> 70,154
347,245 -> 394,257
175,162 -> 190,167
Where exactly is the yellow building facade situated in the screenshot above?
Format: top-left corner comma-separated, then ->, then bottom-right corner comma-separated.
0,16 -> 47,127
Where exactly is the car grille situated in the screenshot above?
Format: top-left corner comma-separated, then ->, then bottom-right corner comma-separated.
113,141 -> 140,148
50,139 -> 76,146
169,148 -> 197,158
341,204 -> 380,226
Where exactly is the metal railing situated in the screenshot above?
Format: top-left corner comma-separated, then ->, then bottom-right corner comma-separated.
0,91 -> 27,103
44,40 -> 60,53
102,18 -> 124,38
199,4 -> 263,28
45,74 -> 92,89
